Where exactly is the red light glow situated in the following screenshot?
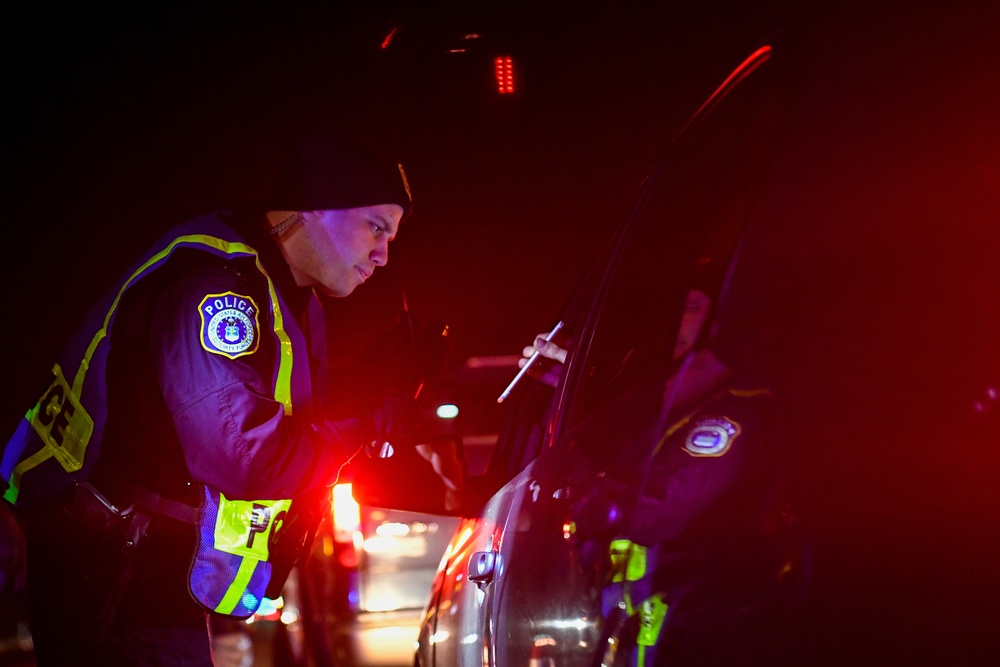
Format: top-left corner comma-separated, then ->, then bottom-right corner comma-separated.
331,483 -> 361,540
494,56 -> 514,93
381,27 -> 398,49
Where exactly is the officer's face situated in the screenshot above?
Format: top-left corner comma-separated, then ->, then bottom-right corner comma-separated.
673,289 -> 713,360
282,203 -> 404,297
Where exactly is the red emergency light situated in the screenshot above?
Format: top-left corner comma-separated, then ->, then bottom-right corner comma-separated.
381,26 -> 398,49
494,56 -> 514,93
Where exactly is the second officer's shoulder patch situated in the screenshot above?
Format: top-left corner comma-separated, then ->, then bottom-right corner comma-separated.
683,416 -> 741,457
199,292 -> 260,359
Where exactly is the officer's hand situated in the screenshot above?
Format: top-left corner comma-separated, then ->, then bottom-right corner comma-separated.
370,396 -> 425,447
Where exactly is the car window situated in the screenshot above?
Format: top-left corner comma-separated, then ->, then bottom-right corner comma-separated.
485,44 -> 791,487
560,45 -> 791,443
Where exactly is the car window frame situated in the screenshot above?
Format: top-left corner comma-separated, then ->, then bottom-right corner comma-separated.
549,44 -> 780,448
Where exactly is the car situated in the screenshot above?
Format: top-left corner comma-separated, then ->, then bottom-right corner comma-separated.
357,4 -> 1000,666
255,356 -> 518,667
243,492 -> 460,667
285,487 -> 460,667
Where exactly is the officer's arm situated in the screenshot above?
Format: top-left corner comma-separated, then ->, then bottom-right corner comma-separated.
147,263 -> 367,500
629,390 -> 778,546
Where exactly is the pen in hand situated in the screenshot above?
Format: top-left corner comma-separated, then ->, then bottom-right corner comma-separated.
497,321 -> 564,403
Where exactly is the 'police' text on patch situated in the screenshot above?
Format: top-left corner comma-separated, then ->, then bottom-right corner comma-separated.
199,292 -> 260,359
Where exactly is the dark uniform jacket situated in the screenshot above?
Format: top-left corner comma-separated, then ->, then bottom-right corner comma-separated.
595,359 -> 804,666
2,211 -> 369,659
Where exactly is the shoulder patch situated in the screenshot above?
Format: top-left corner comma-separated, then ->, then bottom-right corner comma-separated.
683,416 -> 741,457
199,292 -> 260,359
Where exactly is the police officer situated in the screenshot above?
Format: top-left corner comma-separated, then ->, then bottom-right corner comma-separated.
1,132 -> 427,665
520,288 -> 804,666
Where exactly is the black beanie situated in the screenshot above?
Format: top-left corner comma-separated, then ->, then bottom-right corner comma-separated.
270,132 -> 413,219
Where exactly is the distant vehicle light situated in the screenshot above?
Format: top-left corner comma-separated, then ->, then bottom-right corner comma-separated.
364,595 -> 409,613
494,56 -> 514,93
436,404 -> 460,419
411,521 -> 438,535
375,521 -> 412,537
249,596 -> 283,623
364,535 -> 429,557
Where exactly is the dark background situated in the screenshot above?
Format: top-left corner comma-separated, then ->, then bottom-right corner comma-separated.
4,1 -> 1000,663
3,0 -> 794,413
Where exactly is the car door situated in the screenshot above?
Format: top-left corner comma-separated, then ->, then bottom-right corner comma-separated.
416,467 -> 525,666
418,37 -> 794,667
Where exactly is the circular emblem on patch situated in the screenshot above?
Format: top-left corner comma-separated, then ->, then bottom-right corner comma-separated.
199,292 -> 260,359
683,416 -> 741,457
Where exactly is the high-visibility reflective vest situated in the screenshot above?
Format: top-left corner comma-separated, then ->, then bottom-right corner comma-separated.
1,213 -> 314,618
602,540 -> 669,667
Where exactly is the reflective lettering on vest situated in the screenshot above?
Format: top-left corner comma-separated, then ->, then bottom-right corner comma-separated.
190,488 -> 295,618
4,227 -> 299,503
635,593 -> 669,667
609,539 -> 648,583
637,594 -> 668,646
215,495 -> 291,560
28,365 -> 94,472
247,504 -> 270,549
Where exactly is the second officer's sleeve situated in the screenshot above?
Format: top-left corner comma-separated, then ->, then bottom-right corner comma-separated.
627,389 -> 781,546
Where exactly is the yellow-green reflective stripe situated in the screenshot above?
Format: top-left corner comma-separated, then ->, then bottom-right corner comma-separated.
609,539 -> 648,582
74,234 -> 295,415
609,540 -> 648,615
214,556 -> 258,616
6,233 -> 297,500
625,544 -> 647,581
30,365 -> 94,474
636,594 -> 668,646
211,494 -> 291,615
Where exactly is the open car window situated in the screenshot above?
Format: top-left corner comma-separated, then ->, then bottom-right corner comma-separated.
556,43 -> 794,453
484,42 -> 793,492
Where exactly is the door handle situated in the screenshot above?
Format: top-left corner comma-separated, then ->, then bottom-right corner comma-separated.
468,550 -> 500,590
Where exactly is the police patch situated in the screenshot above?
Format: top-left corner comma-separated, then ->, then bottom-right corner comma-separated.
683,416 -> 741,457
199,292 -> 259,359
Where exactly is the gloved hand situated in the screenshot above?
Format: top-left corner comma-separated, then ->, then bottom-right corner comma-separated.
368,395 -> 425,452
